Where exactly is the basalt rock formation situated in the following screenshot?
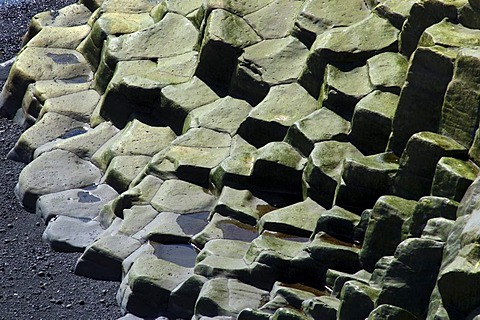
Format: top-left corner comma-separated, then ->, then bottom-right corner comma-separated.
2,0 -> 480,319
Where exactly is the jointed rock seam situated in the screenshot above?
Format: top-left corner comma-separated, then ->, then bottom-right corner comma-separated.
2,0 -> 480,319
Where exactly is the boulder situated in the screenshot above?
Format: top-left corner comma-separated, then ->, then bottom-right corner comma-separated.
150,179 -> 216,214
26,25 -> 91,50
251,142 -> 307,197
23,3 -> 92,43
437,244 -> 480,315
230,36 -> 309,105
122,254 -> 194,317
79,12 -> 154,69
191,213 -> 258,249
39,90 -> 100,122
145,128 -> 231,187
359,196 -> 417,271
398,0 -> 459,57
431,157 -> 479,201
306,232 -> 361,274
168,274 -> 208,319
16,149 -> 102,211
238,83 -> 318,148
42,121 -> 119,160
115,205 -> 160,240
146,211 -> 209,243
285,107 -> 350,157
367,52 -> 408,94
376,238 -> 444,318
94,12 -> 198,91
421,217 -> 455,242
103,155 -> 150,192
303,141 -> 363,208
349,91 -> 399,155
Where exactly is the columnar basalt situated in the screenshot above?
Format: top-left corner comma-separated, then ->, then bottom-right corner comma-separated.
2,0 -> 480,319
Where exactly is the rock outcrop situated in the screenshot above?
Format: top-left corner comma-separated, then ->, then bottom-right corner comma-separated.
2,0 -> 480,319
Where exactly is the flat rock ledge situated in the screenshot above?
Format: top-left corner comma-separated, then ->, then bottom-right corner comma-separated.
3,0 -> 480,319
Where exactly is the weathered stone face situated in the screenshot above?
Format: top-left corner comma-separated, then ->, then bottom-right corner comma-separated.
4,0 -> 480,319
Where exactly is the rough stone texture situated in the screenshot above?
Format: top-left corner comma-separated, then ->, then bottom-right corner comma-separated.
5,1 -> 480,319
230,36 -> 309,105
16,149 -> 102,211
388,46 -> 457,155
303,141 -> 363,208
359,196 -> 417,272
393,132 -> 468,200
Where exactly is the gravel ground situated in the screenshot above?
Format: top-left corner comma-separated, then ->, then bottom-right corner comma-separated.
0,1 -> 122,319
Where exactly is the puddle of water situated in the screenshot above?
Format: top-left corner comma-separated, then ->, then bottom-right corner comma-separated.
77,191 -> 101,203
262,230 -> 309,243
218,219 -> 258,242
61,75 -> 90,84
176,212 -> 209,235
151,242 -> 197,268
46,52 -> 79,65
276,282 -> 326,297
256,204 -> 277,217
317,233 -> 361,249
60,127 -> 87,139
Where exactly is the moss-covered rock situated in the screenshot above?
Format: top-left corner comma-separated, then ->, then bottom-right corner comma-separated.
239,83 -> 318,147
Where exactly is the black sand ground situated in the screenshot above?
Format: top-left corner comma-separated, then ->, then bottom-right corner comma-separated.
0,1 -> 122,319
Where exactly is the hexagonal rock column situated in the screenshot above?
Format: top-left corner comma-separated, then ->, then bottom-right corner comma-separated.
335,152 -> 400,213
293,0 -> 370,47
94,12 -> 199,92
0,47 -> 92,119
349,91 -> 399,155
393,132 -> 467,200
431,157 -> 479,201
230,36 -> 309,106
388,46 -> 456,155
238,83 -> 318,148
285,107 -> 350,157
320,63 -> 373,120
441,48 -> 480,150
195,278 -> 269,318
359,195 -> 417,272
303,141 -> 363,209
16,149 -> 102,211
375,238 -> 444,318
195,9 -> 261,87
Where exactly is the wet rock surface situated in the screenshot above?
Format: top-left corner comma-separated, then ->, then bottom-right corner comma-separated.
3,0 -> 480,319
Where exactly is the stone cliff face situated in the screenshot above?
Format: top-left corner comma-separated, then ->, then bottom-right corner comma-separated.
2,0 -> 480,319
